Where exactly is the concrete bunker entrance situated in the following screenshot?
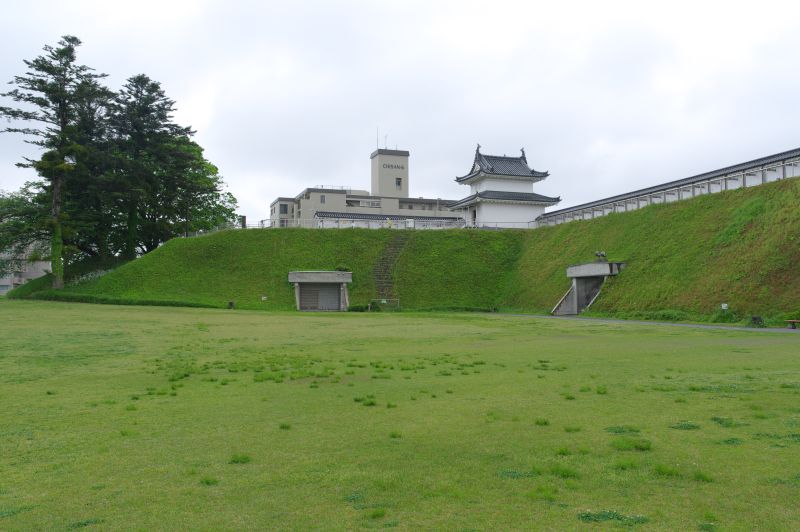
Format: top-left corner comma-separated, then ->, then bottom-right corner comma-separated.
299,283 -> 341,311
552,259 -> 625,316
288,271 -> 352,312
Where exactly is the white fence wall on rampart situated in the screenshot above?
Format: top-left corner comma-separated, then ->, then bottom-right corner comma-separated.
536,150 -> 800,227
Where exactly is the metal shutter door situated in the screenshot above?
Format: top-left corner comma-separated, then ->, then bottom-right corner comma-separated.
317,284 -> 340,310
299,285 -> 320,310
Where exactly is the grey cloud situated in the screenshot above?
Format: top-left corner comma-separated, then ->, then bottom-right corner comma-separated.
2,1 -> 800,222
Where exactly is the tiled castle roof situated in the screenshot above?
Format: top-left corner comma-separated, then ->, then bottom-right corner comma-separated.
456,145 -> 549,182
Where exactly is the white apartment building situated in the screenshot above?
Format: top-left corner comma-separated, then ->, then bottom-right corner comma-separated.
269,149 -> 461,229
0,253 -> 49,295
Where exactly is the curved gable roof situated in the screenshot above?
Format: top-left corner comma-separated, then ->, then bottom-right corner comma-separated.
457,145 -> 549,182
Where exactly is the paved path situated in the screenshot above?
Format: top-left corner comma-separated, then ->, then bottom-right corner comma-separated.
501,313 -> 800,334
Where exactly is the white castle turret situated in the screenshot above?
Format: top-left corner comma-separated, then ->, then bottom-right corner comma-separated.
450,145 -> 560,228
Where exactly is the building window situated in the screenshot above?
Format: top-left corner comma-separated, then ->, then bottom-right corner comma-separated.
395,178 -> 402,188
320,195 -> 326,204
408,204 -> 413,210
279,204 -> 288,214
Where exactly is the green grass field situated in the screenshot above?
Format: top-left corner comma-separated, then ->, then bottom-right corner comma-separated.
1,300 -> 799,529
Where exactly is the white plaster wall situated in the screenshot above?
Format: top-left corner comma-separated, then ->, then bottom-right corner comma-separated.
475,202 -> 544,227
470,178 -> 533,194
728,177 -> 743,190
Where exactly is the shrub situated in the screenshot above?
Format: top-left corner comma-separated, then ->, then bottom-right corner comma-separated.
605,425 -> 640,434
711,416 -> 745,428
710,308 -> 739,323
528,485 -> 558,502
611,437 -> 652,452
499,469 -> 539,479
653,464 -> 681,478
613,458 -> 638,471
550,464 -> 579,479
578,510 -> 648,525
693,471 -> 714,483
670,421 -> 701,430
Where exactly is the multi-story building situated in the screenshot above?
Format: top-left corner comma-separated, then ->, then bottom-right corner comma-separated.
269,149 -> 462,229
0,253 -> 49,295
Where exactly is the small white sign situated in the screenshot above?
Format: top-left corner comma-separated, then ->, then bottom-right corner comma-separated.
261,295 -> 268,302
721,303 -> 728,310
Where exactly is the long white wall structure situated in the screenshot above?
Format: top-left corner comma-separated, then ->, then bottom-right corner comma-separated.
536,147 -> 800,227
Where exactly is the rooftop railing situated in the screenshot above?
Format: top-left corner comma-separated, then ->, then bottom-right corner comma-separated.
180,218 -> 542,236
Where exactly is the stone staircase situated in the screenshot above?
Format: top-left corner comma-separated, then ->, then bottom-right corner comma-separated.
373,233 -> 409,299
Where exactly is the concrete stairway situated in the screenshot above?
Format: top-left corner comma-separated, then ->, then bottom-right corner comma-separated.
373,233 -> 409,299
551,282 -> 604,316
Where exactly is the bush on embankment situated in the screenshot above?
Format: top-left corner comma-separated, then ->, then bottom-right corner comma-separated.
10,177 -> 800,321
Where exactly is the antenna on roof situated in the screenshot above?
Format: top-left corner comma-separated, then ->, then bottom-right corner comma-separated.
376,127 -> 379,150
384,134 -> 388,149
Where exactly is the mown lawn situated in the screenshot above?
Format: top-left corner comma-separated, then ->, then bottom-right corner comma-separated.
1,300 -> 798,530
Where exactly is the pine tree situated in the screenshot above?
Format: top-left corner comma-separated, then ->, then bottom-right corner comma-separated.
109,74 -> 192,259
0,36 -> 108,288
109,75 -> 236,256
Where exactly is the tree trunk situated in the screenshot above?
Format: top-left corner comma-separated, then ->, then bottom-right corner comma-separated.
51,175 -> 64,289
125,202 -> 138,260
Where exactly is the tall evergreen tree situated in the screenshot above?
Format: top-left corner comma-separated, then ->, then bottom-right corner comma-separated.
109,74 -> 236,257
0,36 -> 108,288
109,74 -> 192,259
63,78 -> 116,259
2,38 -> 238,281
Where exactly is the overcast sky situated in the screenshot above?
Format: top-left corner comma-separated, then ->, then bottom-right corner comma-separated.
2,0 -> 799,222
